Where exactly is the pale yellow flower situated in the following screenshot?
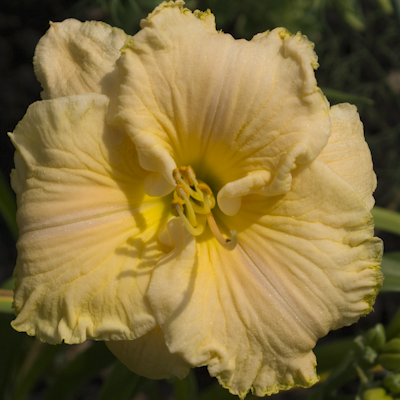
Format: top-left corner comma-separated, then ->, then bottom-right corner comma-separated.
9,1 -> 382,398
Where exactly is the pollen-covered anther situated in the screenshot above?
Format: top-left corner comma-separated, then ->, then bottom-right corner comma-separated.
198,183 -> 212,195
171,199 -> 184,216
171,165 -> 237,250
186,166 -> 197,186
178,166 -> 195,186
173,167 -> 202,201
176,184 -> 189,199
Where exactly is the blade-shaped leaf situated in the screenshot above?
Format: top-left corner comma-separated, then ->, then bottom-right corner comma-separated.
98,361 -> 146,400
381,252 -> 400,292
0,168 -> 18,240
13,341 -> 64,400
1,276 -> 14,290
371,207 -> 400,236
314,338 -> 357,374
44,341 -> 115,400
170,370 -> 198,400
0,289 -> 13,313
321,87 -> 374,105
199,380 -> 258,400
387,306 -> 400,340
0,314 -> 25,399
393,0 -> 400,27
373,0 -> 393,13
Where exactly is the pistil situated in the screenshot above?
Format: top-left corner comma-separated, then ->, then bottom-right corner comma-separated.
171,166 -> 237,250
206,212 -> 238,251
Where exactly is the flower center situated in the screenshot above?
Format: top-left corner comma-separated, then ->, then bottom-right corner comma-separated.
171,166 -> 237,250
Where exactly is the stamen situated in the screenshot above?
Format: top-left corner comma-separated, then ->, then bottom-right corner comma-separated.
179,166 -> 194,186
171,165 -> 238,250
198,183 -> 215,209
187,166 -> 199,191
189,198 -> 208,214
176,185 -> 198,228
171,199 -> 184,216
198,183 -> 212,195
173,168 -> 202,201
173,201 -> 205,236
180,166 -> 205,202
206,211 -> 237,251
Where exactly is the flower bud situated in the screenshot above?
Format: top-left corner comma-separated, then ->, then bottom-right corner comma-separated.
365,323 -> 386,351
379,354 -> 400,372
364,345 -> 378,364
378,338 -> 400,371
362,388 -> 393,400
384,373 -> 400,394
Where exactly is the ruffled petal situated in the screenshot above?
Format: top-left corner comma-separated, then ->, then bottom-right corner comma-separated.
318,103 -> 377,209
34,19 -> 128,99
112,1 -> 330,202
147,160 -> 382,398
106,326 -> 191,379
9,94 -> 167,344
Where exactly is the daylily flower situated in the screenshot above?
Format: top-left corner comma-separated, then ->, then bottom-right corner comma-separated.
9,1 -> 383,398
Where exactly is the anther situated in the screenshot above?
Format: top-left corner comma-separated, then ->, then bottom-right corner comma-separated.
171,165 -> 238,250
178,166 -> 194,186
181,166 -> 204,201
198,183 -> 212,195
176,184 -> 189,199
172,199 -> 184,215
186,166 -> 197,187
173,168 -> 202,201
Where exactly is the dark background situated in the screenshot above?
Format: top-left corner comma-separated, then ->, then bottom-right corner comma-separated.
1,0 -> 400,399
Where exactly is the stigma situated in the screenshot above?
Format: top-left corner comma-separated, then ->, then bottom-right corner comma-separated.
171,166 -> 237,250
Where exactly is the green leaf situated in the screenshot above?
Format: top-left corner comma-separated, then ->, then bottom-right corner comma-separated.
387,307 -> 400,340
98,361 -> 146,400
198,381 -> 258,400
13,342 -> 64,400
371,206 -> 400,235
0,313 -> 25,399
0,169 -> 18,241
0,289 -> 13,313
314,338 -> 357,374
381,253 -> 400,292
44,341 -> 115,400
336,0 -> 366,31
305,351 -> 357,400
393,0 -> 400,27
1,276 -> 15,290
170,370 -> 198,400
373,0 -> 394,13
320,87 -> 374,105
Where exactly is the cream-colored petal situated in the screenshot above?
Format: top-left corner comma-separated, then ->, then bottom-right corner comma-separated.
9,94 -> 168,344
318,103 -> 377,209
34,19 -> 128,99
106,325 -> 191,379
147,160 -> 382,398
112,1 -> 330,202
